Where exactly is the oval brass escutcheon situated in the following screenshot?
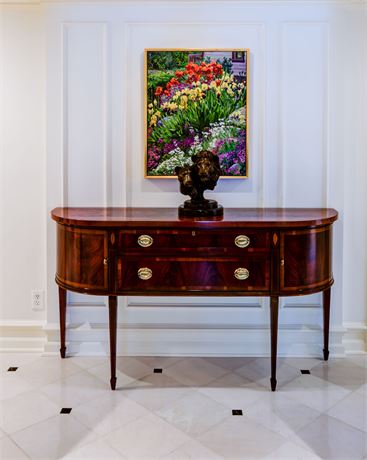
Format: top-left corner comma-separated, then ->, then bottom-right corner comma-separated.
138,267 -> 153,280
234,267 -> 250,280
137,234 -> 153,248
234,235 -> 250,248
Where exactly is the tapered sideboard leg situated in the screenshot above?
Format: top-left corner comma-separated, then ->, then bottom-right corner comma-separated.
108,296 -> 118,390
270,296 -> 279,391
59,287 -> 67,358
323,288 -> 331,361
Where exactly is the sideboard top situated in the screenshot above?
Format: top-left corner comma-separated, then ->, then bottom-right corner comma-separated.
51,207 -> 338,228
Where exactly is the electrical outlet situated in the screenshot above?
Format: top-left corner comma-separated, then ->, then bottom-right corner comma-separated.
31,290 -> 44,311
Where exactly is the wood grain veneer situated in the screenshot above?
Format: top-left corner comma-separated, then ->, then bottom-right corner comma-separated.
51,207 -> 338,392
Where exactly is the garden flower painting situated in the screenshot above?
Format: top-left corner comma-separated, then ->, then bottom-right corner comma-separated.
145,49 -> 248,178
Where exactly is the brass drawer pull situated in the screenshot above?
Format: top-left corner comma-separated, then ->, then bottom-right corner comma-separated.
138,267 -> 152,280
234,267 -> 249,280
138,234 -> 153,248
235,235 -> 250,248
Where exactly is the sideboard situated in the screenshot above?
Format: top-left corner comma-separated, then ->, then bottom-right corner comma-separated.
51,207 -> 338,391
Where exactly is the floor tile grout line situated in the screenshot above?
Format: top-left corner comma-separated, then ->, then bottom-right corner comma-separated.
290,411 -> 367,458
150,383 -> 266,442
3,395 -> 104,443
289,412 -> 327,457
93,406 -> 157,443
324,386 -> 366,414
1,434 -> 32,460
112,383 -> 235,442
326,407 -> 367,435
99,410 -> 191,455
7,411 -> 109,457
162,436 -> 223,460
14,365 -> 86,389
36,373 -> 114,412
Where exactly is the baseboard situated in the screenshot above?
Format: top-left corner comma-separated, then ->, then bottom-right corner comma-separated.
1,320 -> 365,356
342,322 -> 367,354
0,321 -> 47,353
42,321 -> 347,357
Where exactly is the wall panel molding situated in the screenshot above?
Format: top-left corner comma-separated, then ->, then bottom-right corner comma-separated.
61,22 -> 109,207
280,21 -> 329,209
124,20 -> 266,209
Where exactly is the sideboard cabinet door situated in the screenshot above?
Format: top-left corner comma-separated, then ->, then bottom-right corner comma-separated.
279,226 -> 333,294
56,225 -> 109,292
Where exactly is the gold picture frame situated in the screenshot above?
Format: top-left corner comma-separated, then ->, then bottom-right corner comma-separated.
144,48 -> 249,179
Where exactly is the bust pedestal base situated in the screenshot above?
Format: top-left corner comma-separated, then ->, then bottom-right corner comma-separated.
178,199 -> 223,217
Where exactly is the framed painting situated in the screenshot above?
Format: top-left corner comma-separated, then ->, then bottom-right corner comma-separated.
145,48 -> 249,178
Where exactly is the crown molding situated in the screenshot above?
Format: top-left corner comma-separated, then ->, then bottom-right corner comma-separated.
1,0 -> 366,6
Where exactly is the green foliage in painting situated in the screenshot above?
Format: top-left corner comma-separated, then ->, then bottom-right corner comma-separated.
147,51 -> 190,71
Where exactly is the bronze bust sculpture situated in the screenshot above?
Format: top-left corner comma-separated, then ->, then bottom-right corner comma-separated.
175,150 -> 223,217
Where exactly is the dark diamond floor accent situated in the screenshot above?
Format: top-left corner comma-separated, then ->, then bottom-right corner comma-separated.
7,367 -> 18,372
300,369 -> 311,375
60,408 -> 72,414
154,368 -> 163,373
232,409 -> 243,416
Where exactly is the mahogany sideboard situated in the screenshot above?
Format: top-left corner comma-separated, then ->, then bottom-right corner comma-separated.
51,207 -> 338,391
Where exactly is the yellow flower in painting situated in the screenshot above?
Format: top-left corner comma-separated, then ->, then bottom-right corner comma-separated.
162,102 -> 177,112
148,103 -> 153,109
201,83 -> 208,91
180,95 -> 188,105
179,95 -> 188,110
153,99 -> 158,106
168,102 -> 178,111
150,115 -> 158,127
172,91 -> 181,100
227,89 -> 234,97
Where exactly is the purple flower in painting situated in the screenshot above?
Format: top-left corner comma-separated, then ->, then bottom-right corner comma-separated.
147,145 -> 162,170
228,163 -> 241,175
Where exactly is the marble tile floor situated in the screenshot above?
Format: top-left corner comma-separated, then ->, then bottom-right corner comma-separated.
0,353 -> 366,460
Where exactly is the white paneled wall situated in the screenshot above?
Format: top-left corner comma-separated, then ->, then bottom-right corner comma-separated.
1,1 -> 366,355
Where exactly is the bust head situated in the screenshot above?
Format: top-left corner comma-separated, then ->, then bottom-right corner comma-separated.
175,164 -> 194,196
191,150 -> 221,190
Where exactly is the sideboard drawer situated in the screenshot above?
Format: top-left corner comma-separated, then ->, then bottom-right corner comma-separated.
116,255 -> 270,294
117,229 -> 270,254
